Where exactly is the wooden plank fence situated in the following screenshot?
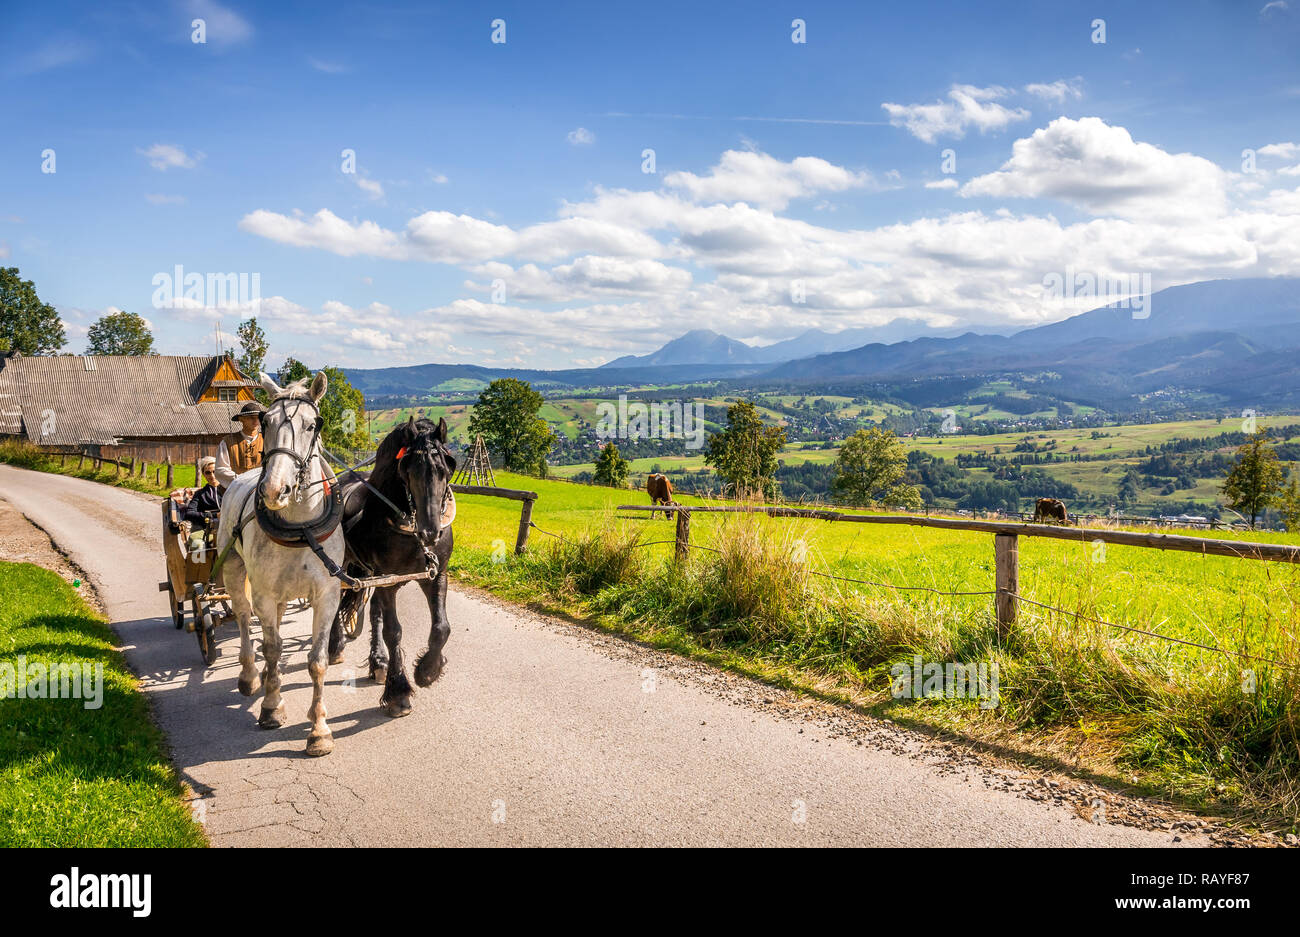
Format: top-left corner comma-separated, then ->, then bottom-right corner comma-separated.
451,484 -> 537,554
616,503 -> 1300,640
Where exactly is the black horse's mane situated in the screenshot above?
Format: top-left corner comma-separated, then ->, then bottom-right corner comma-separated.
368,417 -> 445,493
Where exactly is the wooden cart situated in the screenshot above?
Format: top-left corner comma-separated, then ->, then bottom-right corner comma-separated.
158,495 -> 233,665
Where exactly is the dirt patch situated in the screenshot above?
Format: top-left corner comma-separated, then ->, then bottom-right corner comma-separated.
0,496 -> 105,615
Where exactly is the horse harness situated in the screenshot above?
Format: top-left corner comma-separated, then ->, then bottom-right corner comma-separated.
342,439 -> 452,576
244,394 -> 359,588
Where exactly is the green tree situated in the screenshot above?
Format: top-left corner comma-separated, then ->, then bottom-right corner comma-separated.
467,378 -> 554,475
0,267 -> 65,354
593,441 -> 629,488
277,356 -> 310,386
703,399 -> 786,500
832,427 -> 922,509
236,317 -> 269,379
274,358 -> 369,454
86,310 -> 155,355
1278,473 -> 1300,534
1116,469 -> 1141,509
1222,430 -> 1285,529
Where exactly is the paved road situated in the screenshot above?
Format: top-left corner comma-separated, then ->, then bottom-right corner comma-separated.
0,464 -> 1205,847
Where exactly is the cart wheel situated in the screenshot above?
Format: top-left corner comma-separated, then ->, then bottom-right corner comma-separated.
343,587 -> 372,641
167,584 -> 184,629
197,609 -> 219,666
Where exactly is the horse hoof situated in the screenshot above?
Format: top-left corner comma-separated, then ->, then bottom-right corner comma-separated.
381,697 -> 412,718
238,675 -> 261,697
329,652 -> 345,665
258,704 -> 287,729
414,655 -> 446,688
370,666 -> 388,685
306,734 -> 334,757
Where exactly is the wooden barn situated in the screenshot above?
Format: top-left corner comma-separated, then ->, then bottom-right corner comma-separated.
0,353 -> 259,464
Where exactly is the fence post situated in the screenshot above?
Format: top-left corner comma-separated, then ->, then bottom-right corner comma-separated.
675,507 -> 691,562
165,457 -> 174,489
515,496 -> 535,554
77,450 -> 85,469
994,533 -> 1018,640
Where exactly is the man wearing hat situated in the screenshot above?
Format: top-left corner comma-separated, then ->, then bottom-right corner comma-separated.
214,400 -> 267,490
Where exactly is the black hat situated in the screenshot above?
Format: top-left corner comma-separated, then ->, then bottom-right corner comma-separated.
232,401 -> 267,422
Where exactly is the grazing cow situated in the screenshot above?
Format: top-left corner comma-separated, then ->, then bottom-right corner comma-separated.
646,473 -> 676,519
1033,497 -> 1069,525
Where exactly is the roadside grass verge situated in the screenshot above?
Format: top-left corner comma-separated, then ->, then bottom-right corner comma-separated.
449,478 -> 1300,830
0,439 -> 195,497
0,561 -> 206,847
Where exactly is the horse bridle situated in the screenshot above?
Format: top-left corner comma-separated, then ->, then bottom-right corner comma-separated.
394,436 -> 455,541
251,394 -> 355,588
261,396 -> 325,500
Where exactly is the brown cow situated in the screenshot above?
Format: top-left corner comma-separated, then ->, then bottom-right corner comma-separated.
646,473 -> 676,519
1033,497 -> 1069,525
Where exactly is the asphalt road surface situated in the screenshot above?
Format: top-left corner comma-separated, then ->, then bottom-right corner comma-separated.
0,464 -> 1207,847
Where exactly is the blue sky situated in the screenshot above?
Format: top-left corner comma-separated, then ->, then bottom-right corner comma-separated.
2,0 -> 1298,370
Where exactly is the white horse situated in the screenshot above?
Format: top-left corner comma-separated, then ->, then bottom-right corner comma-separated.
215,372 -> 344,757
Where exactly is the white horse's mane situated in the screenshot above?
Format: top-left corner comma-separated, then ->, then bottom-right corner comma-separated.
275,378 -> 313,400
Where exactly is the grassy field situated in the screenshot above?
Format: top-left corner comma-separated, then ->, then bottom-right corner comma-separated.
543,414 -> 1300,511
450,472 -> 1300,827
0,562 -> 206,846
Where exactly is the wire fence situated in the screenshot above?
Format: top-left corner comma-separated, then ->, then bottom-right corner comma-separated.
524,518 -> 1297,672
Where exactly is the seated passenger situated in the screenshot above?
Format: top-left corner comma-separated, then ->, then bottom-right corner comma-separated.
182,457 -> 223,530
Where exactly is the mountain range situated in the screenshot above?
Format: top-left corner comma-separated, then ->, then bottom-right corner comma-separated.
598,321 -> 1003,368
343,277 -> 1300,409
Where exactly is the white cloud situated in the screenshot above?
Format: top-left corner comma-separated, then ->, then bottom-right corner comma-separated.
1024,78 -> 1084,105
1259,142 -> 1300,160
139,143 -> 203,171
427,171 -> 449,184
236,135 -> 1300,366
567,127 -> 595,145
9,38 -> 93,75
665,149 -> 872,210
1278,164 -> 1300,176
1260,1 -> 1289,18
882,84 -> 1030,143
924,178 -> 959,190
308,57 -> 347,73
961,117 -> 1228,220
145,193 -> 186,205
185,0 -> 253,44
0,242 -> 9,260
240,207 -> 665,265
356,176 -> 384,200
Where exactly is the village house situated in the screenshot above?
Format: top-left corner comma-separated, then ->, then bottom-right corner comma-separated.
0,353 -> 259,465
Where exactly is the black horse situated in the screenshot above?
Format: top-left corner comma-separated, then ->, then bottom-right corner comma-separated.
328,416 -> 457,717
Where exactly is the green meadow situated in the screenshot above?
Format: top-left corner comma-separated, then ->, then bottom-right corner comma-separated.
0,562 -> 206,847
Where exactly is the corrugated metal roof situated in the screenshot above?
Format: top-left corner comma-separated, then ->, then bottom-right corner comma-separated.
0,354 -> 249,446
